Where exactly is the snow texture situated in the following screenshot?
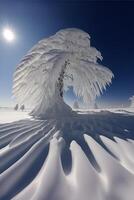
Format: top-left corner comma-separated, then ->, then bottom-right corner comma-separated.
13,28 -> 113,118
0,109 -> 134,200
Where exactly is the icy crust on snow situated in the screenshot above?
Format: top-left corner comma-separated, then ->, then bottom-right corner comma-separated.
13,28 -> 113,117
0,110 -> 134,200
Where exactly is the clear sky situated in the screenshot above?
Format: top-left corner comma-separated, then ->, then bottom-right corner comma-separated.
0,0 -> 134,108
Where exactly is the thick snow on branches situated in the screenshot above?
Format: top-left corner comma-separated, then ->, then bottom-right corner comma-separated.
13,28 -> 114,118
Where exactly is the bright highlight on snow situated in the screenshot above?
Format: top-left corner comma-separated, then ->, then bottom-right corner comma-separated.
13,28 -> 114,118
2,28 -> 15,42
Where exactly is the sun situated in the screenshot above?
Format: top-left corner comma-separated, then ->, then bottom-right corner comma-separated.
2,28 -> 15,42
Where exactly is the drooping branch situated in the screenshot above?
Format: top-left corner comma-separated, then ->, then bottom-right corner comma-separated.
13,28 -> 114,118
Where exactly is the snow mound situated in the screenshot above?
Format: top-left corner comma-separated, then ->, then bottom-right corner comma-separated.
0,110 -> 134,200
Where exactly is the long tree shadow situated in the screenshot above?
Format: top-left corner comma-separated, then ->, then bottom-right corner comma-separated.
59,111 -> 134,173
0,111 -> 134,199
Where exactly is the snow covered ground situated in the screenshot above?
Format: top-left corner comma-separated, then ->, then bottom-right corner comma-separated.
0,108 -> 31,123
0,108 -> 134,200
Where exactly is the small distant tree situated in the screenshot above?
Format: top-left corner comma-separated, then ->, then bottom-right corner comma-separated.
94,103 -> 98,109
73,100 -> 79,109
20,104 -> 25,111
14,104 -> 19,111
130,96 -> 134,107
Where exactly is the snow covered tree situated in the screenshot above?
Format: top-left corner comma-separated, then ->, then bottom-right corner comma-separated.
94,102 -> 98,109
20,104 -> 25,111
13,28 -> 114,118
14,104 -> 18,111
129,96 -> 134,107
73,100 -> 79,109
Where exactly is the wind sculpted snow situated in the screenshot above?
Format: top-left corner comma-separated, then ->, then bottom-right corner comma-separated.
0,110 -> 134,200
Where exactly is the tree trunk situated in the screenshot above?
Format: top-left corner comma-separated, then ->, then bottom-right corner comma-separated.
30,61 -> 74,119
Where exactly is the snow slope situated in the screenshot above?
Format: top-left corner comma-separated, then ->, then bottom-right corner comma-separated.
0,108 -> 134,200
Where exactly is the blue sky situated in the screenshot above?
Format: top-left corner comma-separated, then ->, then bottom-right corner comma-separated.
0,1 -> 134,108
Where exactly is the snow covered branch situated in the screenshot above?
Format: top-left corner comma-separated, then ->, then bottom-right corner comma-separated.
13,28 -> 114,118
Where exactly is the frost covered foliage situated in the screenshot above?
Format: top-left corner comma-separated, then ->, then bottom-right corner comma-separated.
13,28 -> 114,118
130,96 -> 134,107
